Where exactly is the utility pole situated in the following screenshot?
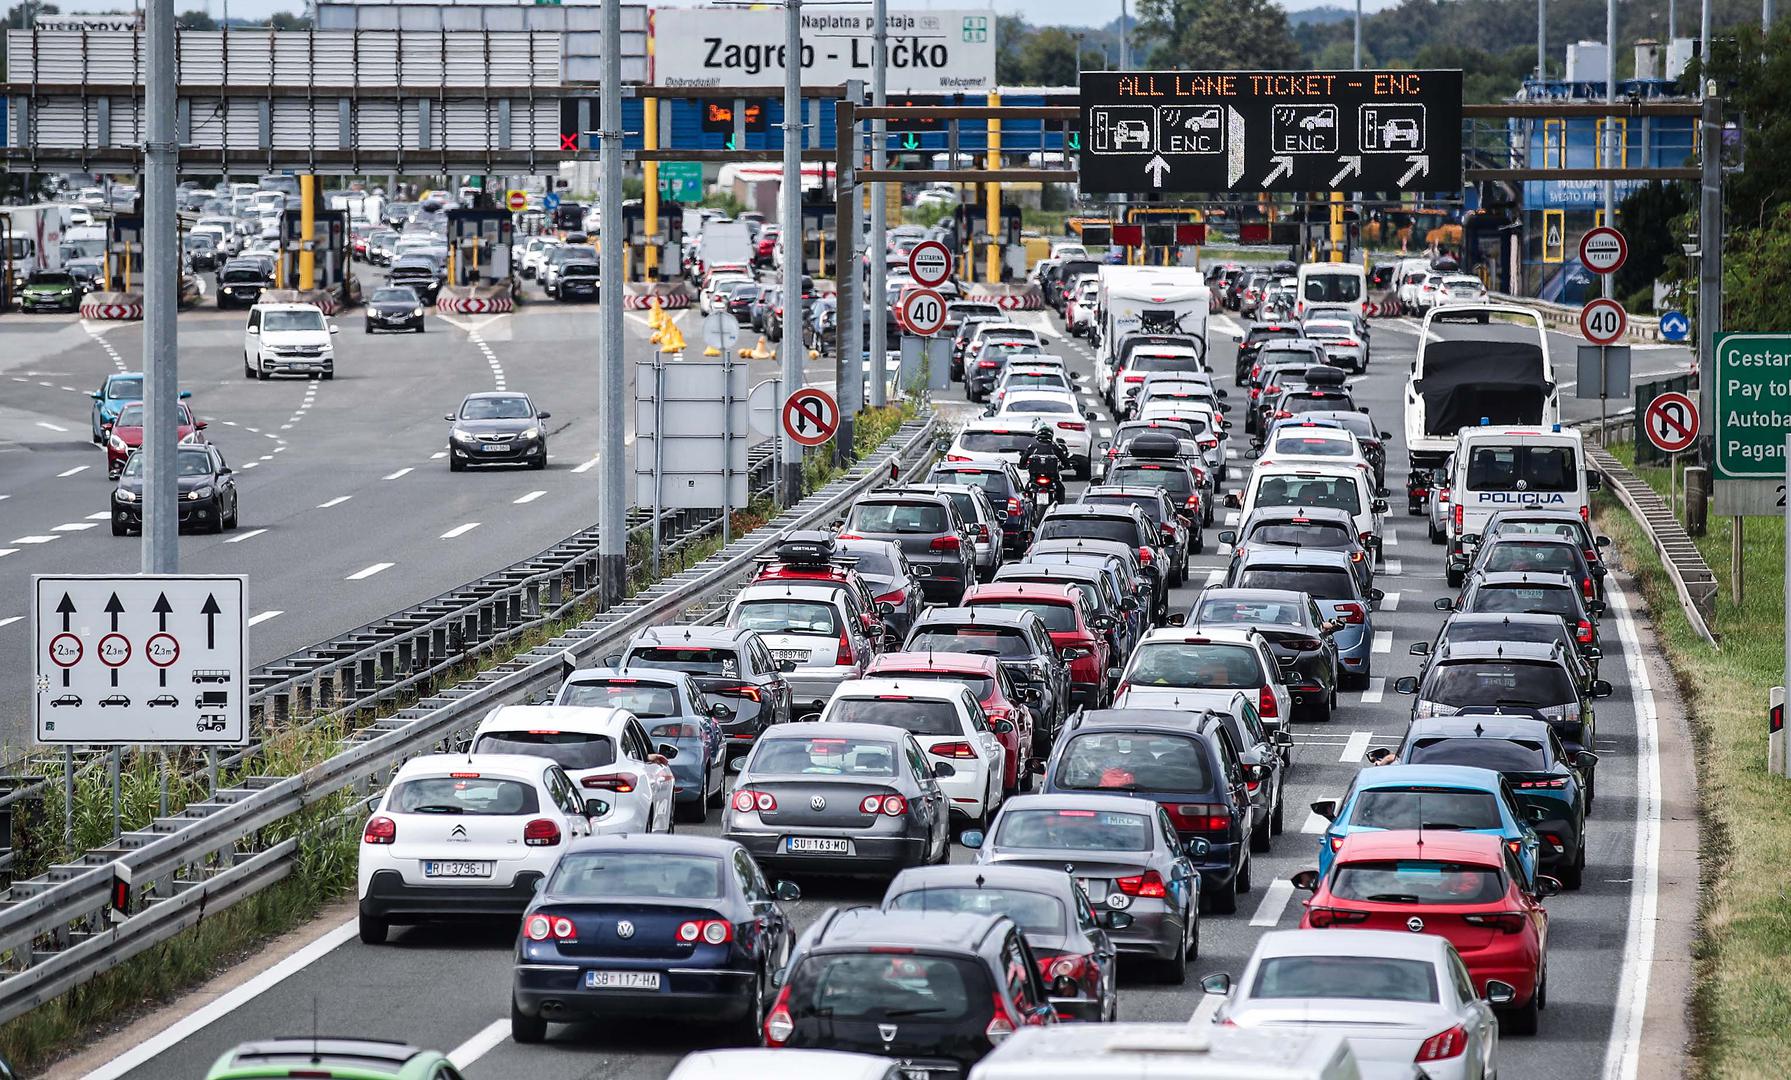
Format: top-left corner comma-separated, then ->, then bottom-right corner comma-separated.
1602,0 -> 1615,299
142,0 -> 178,574
1354,0 -> 1362,69
598,0 -> 627,602
1698,89 -> 1723,468
867,0 -> 889,409
1538,0 -> 1547,80
1701,0 -> 1712,94
834,93 -> 860,466
1119,0 -> 1129,71
780,0 -> 806,503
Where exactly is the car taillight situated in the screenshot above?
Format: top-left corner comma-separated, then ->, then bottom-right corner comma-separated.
1007,496 -> 1023,517
1185,495 -> 1200,513
1307,906 -> 1371,928
1136,546 -> 1153,565
877,588 -> 908,605
734,788 -> 778,812
1199,438 -> 1218,449
1576,619 -> 1594,644
1507,839 -> 1523,857
362,816 -> 396,844
1274,410 -> 1292,419
1517,777 -> 1570,789
1114,870 -> 1168,898
979,360 -> 998,368
976,523 -> 991,540
582,772 -> 638,793
1329,834 -> 1345,852
1580,504 -> 1591,522
1453,504 -> 1464,531
1335,602 -> 1366,625
677,919 -> 735,944
523,818 -> 561,847
947,454 -> 972,461
1171,803 -> 1229,831
1359,531 -> 1374,549
1057,421 -> 1086,431
654,723 -> 700,738
1258,684 -> 1278,720
1463,912 -> 1528,934
765,986 -> 795,1045
1582,576 -> 1595,598
835,630 -> 855,666
986,992 -> 1018,1044
1416,1025 -> 1469,1062
1439,488 -> 1451,504
855,793 -> 907,815
717,683 -> 762,702
929,741 -> 978,759
931,534 -> 961,551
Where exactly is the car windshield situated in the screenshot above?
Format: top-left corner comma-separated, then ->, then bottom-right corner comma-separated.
221,268 -> 265,282
1106,466 -> 1192,495
1127,642 -> 1261,689
732,599 -> 840,637
470,731 -> 617,771
995,807 -> 1153,851
1195,597 -> 1303,627
624,646 -> 739,675
1055,731 -> 1213,792
372,288 -> 419,304
847,501 -> 947,534
1037,518 -> 1139,546
1237,566 -> 1355,602
460,396 -> 533,420
1348,788 -> 1502,830
1303,274 -> 1363,302
752,736 -> 899,776
876,671 -> 994,698
1482,543 -> 1581,575
789,952 -> 978,1022
828,698 -> 961,736
960,430 -> 1038,454
1254,474 -> 1360,514
1245,521 -> 1354,547
123,448 -> 213,478
887,887 -> 1065,935
549,853 -> 723,899
1470,585 -> 1576,620
1466,446 -> 1578,492
557,680 -> 680,718
1084,494 -> 1164,523
1251,956 -> 1439,1004
388,775 -> 540,815
1003,374 -> 1070,392
29,271 -> 74,286
1407,737 -> 1548,772
1002,397 -> 1075,415
1491,520 -> 1589,545
262,310 -> 324,332
1425,660 -> 1576,706
971,601 -> 1077,633
907,626 -> 1032,659
1330,860 -> 1507,904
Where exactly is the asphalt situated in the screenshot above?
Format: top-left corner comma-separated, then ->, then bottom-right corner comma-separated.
74,295 -> 1690,1080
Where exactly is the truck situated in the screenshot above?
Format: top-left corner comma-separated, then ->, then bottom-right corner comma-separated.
2,205 -> 73,303
697,219 -> 754,274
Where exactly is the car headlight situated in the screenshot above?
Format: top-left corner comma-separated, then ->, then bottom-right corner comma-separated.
451,428 -> 475,443
115,489 -> 137,503
188,486 -> 212,500
107,434 -> 126,451
520,427 -> 540,441
412,307 -> 424,317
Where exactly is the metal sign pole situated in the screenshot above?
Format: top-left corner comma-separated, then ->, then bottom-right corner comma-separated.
1598,346 -> 1607,447
653,358 -> 665,581
142,0 -> 179,574
599,0 -> 629,604
867,0 -> 889,409
63,747 -> 73,855
110,748 -> 121,841
722,352 -> 734,547
779,0 -> 806,506
835,97 -> 860,467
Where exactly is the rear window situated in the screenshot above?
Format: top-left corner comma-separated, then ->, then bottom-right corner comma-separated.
1055,731 -> 1213,792
875,671 -> 994,698
753,736 -> 900,776
828,697 -> 962,736
470,731 -> 616,772
1348,788 -> 1502,830
1245,522 -> 1354,547
1251,956 -> 1439,1004
1003,397 -> 1075,414
557,680 -> 680,718
389,775 -> 541,815
995,807 -> 1153,851
960,430 -> 1039,454
927,468 -> 1009,499
1195,597 -> 1303,627
549,853 -> 723,899
848,501 -> 947,535
1107,466 -> 1192,495
1131,354 -> 1201,374
1127,642 -> 1262,689
1037,517 -> 1140,546
1482,543 -> 1581,575
907,626 -> 1032,659
887,887 -> 1066,936
1253,475 -> 1360,514
971,600 -> 1077,633
624,646 -> 739,675
732,600 -> 840,637
1272,435 -> 1355,457
1236,566 -> 1355,601
1469,585 -> 1576,620
1466,445 -> 1579,493
1442,621 -> 1568,651
1406,737 -> 1547,772
1084,494 -> 1165,523
1424,660 -> 1576,706
788,952 -> 982,1022
1330,860 -> 1507,904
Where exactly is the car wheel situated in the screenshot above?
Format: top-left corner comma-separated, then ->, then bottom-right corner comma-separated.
1157,936 -> 1187,985
1499,979 -> 1542,1036
511,998 -> 548,1044
364,321 -> 374,333
321,368 -> 334,381
1078,455 -> 1092,481
111,519 -> 127,537
708,768 -> 727,808
1192,529 -> 1205,555
225,500 -> 239,530
1235,851 -> 1253,894
357,912 -> 388,945
1184,903 -> 1200,960
529,454 -> 547,470
1250,813 -> 1271,853
1207,865 -> 1240,915
1307,688 -> 1334,722
1561,842 -> 1586,890
1271,791 -> 1285,836
207,503 -> 225,534
449,457 -> 465,472
243,353 -> 255,378
255,357 -> 270,381
1429,518 -> 1445,543
735,968 -> 767,1045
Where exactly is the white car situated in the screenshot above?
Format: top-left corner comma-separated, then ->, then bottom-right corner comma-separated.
1113,626 -> 1294,734
726,581 -> 878,715
1205,928 -> 1499,1080
670,1049 -> 903,1080
990,363 -> 1075,409
1136,397 -> 1227,477
1261,424 -> 1371,476
1067,279 -> 1100,335
1414,271 -> 1446,312
519,236 -> 562,279
470,704 -> 678,835
1235,462 -> 1385,546
819,678 -> 1008,827
702,272 -> 753,314
1302,318 -> 1366,371
947,418 -> 1051,468
1439,273 -> 1489,304
355,752 -> 595,944
994,391 -> 1094,476
243,302 -> 338,380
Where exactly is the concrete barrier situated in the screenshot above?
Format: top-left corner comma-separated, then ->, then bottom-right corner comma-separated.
79,292 -> 143,320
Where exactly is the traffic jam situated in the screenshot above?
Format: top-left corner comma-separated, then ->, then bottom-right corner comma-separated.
352,248 -> 1610,1080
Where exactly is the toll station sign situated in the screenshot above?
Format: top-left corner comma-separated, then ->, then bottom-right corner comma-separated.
1077,70 -> 1463,195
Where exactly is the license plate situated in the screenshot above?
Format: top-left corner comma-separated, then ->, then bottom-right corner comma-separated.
902,1070 -> 932,1080
1077,877 -> 1107,903
788,837 -> 852,854
423,860 -> 492,878
584,970 -> 661,990
771,649 -> 810,662
481,443 -> 509,453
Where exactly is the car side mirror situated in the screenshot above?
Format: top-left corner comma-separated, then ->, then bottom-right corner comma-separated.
1186,836 -> 1210,858
195,420 -> 208,430
1217,530 -> 1237,545
1272,730 -> 1294,748
1091,614 -> 1117,631
1433,597 -> 1457,612
1575,750 -> 1600,771
1371,499 -> 1389,514
1596,536 -> 1612,548
1290,869 -> 1320,892
960,829 -> 985,849
779,660 -> 800,673
1366,746 -> 1395,765
1167,613 -> 1187,627
775,880 -> 802,902
1587,600 -> 1607,617
90,390 -> 102,400
1359,406 -> 1372,414
1591,679 -> 1614,698
1216,388 -> 1229,399
1409,641 -> 1431,656
583,797 -> 611,818
328,324 -> 340,334
1367,588 -> 1385,603
218,467 -> 233,476
878,601 -> 896,617
991,719 -> 1016,736
656,742 -> 680,760
537,411 -> 552,420
1223,492 -> 1241,508
445,413 -> 458,421
1393,676 -> 1420,695
1096,909 -> 1134,930
1020,686 -> 1043,705
1533,875 -> 1563,898
246,325 -> 260,334
1120,596 -> 1140,612
1309,799 -> 1338,821
179,390 -> 193,400
1380,430 -> 1393,440
1484,981 -> 1517,1006
932,760 -> 956,778
1586,471 -> 1603,491
710,702 -> 735,720
1085,409 -> 1098,420
1199,972 -> 1232,996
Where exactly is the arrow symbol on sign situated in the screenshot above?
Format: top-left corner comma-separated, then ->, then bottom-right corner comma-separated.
724,134 -> 738,151
57,592 -> 75,633
105,591 -> 123,632
1397,154 -> 1430,187
202,593 -> 221,650
1067,132 -> 1081,151
902,132 -> 919,150
152,591 -> 171,632
1329,155 -> 1363,188
1144,154 -> 1171,189
1262,155 -> 1295,187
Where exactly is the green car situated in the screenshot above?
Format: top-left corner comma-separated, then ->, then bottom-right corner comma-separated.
204,1039 -> 460,1080
20,269 -> 80,312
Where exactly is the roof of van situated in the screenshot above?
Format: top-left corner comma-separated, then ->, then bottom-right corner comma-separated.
972,1022 -> 1355,1076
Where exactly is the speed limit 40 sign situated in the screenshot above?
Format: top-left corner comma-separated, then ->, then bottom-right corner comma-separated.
1580,298 -> 1628,347
897,288 -> 948,337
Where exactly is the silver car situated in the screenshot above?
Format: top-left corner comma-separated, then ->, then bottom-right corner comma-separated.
725,582 -> 877,715
962,793 -> 1204,985
894,482 -> 1004,581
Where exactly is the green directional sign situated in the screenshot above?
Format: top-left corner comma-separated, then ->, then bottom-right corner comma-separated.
657,161 -> 704,203
902,133 -> 920,151
1715,333 -> 1791,479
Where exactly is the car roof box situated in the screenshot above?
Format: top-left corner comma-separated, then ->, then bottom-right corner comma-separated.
775,530 -> 837,566
1302,364 -> 1350,387
1126,431 -> 1183,459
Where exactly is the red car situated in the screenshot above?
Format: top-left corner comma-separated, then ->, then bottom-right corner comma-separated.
864,651 -> 1036,794
1292,830 -> 1556,1033
961,583 -> 1114,713
106,400 -> 205,478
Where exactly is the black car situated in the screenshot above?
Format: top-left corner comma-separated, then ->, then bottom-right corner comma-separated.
111,444 -> 239,535
726,282 -> 759,323
925,459 -> 1033,555
1445,569 -> 1604,658
1036,502 -> 1172,596
556,258 -> 600,302
387,255 -> 442,304
838,539 -> 925,641
364,286 -> 425,333
1186,587 -> 1342,722
1080,485 -> 1200,579
446,391 -> 550,471
510,834 -> 799,1043
1235,320 -> 1304,384
1221,506 -> 1373,593
1413,610 -> 1598,685
767,908 -> 1057,1069
905,607 -> 1071,747
1473,507 -> 1613,602
183,233 -> 220,272
215,258 -> 272,309
610,624 -> 795,762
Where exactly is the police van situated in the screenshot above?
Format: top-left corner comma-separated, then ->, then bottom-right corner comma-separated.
1444,424 -> 1599,585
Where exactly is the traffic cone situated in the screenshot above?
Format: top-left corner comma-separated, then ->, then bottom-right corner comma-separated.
647,297 -> 665,329
748,336 -> 774,360
703,344 -> 722,356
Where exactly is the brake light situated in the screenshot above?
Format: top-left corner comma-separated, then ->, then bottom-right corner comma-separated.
1439,488 -> 1451,504
362,816 -> 396,844
582,772 -> 638,793
880,794 -> 909,815
1114,870 -> 1168,898
1577,619 -> 1594,644
1507,839 -> 1523,856
654,723 -> 700,738
1582,576 -> 1595,598
1516,776 -> 1569,789
677,919 -> 735,944
717,684 -> 762,702
733,788 -> 777,812
1185,495 -> 1200,513
947,454 -> 972,461
930,534 -> 962,551
1307,906 -> 1371,928
1335,602 -> 1366,625
876,588 -> 908,605
765,986 -> 795,1045
835,630 -> 855,666
1137,546 -> 1153,565
1580,504 -> 1590,522
524,914 -> 577,942
523,818 -> 562,847
976,523 -> 991,540
836,532 -> 863,540
1006,496 -> 1023,517
986,992 -> 1018,1045
1057,421 -> 1086,431
930,741 -> 979,759
1274,410 -> 1292,419
1453,504 -> 1464,531
1329,834 -> 1345,852
1199,438 -> 1218,449
1463,912 -> 1528,934
1171,803 -> 1230,831
979,360 -> 998,368
1416,1025 -> 1469,1062
1258,684 -> 1278,720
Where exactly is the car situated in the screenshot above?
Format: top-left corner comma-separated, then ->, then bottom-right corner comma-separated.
1279,411 -> 1393,489
183,232 -> 221,273
1392,639 -> 1610,771
387,254 -> 444,304
1080,484 -> 1199,579
551,670 -> 729,823
963,583 -> 1116,716
723,721 -> 953,879
881,864 -> 1121,1022
820,678 -> 1009,829
1293,830 -> 1556,1035
1112,625 -> 1294,739
836,538 -> 925,640
1414,609 -> 1599,688
1035,504 -> 1171,609
364,285 -> 425,332
99,694 -> 130,708
1235,320 -> 1305,385
963,793 -> 1202,983
965,336 -> 1047,401
1308,764 -> 1540,885
607,624 -> 795,762
216,257 -> 274,308
1260,423 -> 1370,474
1439,273 -> 1489,304
445,391 -> 550,471
19,268 -> 81,312
667,1049 -> 904,1080
509,834 -> 799,1043
1186,588 -> 1342,722
993,393 -> 1096,478
50,694 -> 81,708
554,253 -> 600,301
906,607 -> 1071,748
946,420 -> 1050,473
469,704 -> 678,835
891,483 -> 1004,582
1445,570 -> 1603,658
1201,928 -> 1500,1080
1230,462 -> 1387,563
1104,451 -> 1209,529
864,652 -> 1040,795
90,372 -> 148,443
1226,547 -> 1381,688
994,561 -> 1137,665
202,1039 -> 462,1080
1301,318 -> 1368,371
925,458 -> 1034,555
111,444 -> 240,535
838,490 -> 976,605
244,302 -> 339,380
147,694 -> 179,707
104,400 -> 206,479
753,532 -> 903,649
1037,709 -> 1256,916
1471,508 -> 1612,595
726,580 -> 880,715
1462,534 -> 1600,610
355,753 -> 598,944
519,235 -> 561,278
1221,505 -> 1374,594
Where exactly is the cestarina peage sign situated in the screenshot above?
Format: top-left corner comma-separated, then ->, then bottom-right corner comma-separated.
651,7 -> 997,94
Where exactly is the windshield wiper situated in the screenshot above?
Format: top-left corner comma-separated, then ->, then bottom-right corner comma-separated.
1364,893 -> 1421,902
882,1007 -> 949,1018
411,805 -> 466,814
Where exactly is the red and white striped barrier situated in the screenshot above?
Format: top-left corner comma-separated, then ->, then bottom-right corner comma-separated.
79,292 -> 142,320
437,291 -> 515,315
624,285 -> 695,310
967,286 -> 1044,311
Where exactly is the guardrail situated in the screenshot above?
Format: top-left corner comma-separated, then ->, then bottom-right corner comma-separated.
1490,291 -> 1668,344
0,411 -> 938,1029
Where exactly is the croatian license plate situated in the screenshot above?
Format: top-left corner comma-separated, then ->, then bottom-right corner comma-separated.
771,649 -> 810,663
481,443 -> 508,453
423,860 -> 492,878
788,837 -> 852,854
1077,877 -> 1107,903
584,970 -> 660,990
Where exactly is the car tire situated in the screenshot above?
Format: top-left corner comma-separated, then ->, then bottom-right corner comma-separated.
322,368 -> 334,381
1250,814 -> 1271,853
1446,566 -> 1464,588
1562,843 -> 1586,890
1078,455 -> 1092,481
111,519 -> 127,537
1192,529 -> 1205,555
1271,792 -> 1285,836
530,454 -> 547,471
1429,518 -> 1445,543
449,457 -> 465,472
364,321 -> 374,333
357,913 -> 388,945
207,504 -> 225,534
1500,980 -> 1542,1036
1157,937 -> 1188,985
708,769 -> 727,808
224,500 -> 239,530
735,969 -> 767,1045
243,353 -> 255,379
1235,852 -> 1253,894
511,999 -> 548,1044
255,358 -> 270,381
1208,867 -> 1240,915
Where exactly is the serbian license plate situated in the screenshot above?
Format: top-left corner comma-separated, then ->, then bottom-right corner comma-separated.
788,837 -> 852,854
423,860 -> 492,878
1077,877 -> 1108,903
584,970 -> 661,990
481,443 -> 509,453
771,649 -> 811,663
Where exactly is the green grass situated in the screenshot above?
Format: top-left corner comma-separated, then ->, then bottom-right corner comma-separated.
1595,437 -> 1791,1080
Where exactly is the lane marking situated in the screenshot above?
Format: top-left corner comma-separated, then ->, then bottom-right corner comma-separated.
448,1018 -> 511,1070
84,511 -> 112,521
52,522 -> 99,532
317,496 -> 352,508
346,562 -> 394,580
11,535 -> 58,544
1204,569 -> 1225,587
1383,558 -> 1403,576
1379,591 -> 1401,611
240,461 -> 260,470
1383,529 -> 1399,547
383,468 -> 414,480
572,456 -> 600,474
1301,811 -> 1328,834
0,616 -> 23,629
441,522 -> 482,539
1339,730 -> 1372,763
0,550 -> 16,559
431,451 -> 448,460
1249,878 -> 1296,927
1371,630 -> 1392,654
1359,677 -> 1386,704
224,529 -> 267,543
57,465 -> 90,477
513,490 -> 546,504
37,421 -> 68,432
246,610 -> 283,627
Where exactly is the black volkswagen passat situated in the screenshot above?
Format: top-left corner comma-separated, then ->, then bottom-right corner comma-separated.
446,392 -> 550,471
364,286 -> 425,333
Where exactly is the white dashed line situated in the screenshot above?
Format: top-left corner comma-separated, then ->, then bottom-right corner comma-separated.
1339,730 -> 1372,763
441,522 -> 482,539
1383,559 -> 1403,576
1371,631 -> 1392,654
85,511 -> 111,520
0,615 -> 23,630
246,610 -> 284,627
1379,591 -> 1401,611
1301,811 -> 1328,834
1382,529 -> 1399,547
224,529 -> 266,543
572,457 -> 600,474
11,535 -> 58,545
36,421 -> 68,433
1204,569 -> 1225,587
513,490 -> 546,504
346,562 -> 394,581
52,522 -> 98,532
431,452 -> 448,460
57,465 -> 90,477
317,496 -> 352,508
1359,677 -> 1386,705
0,550 -> 16,559
1249,879 -> 1297,927
240,461 -> 260,469
383,468 -> 414,480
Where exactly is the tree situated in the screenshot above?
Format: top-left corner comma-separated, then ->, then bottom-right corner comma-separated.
177,9 -> 216,30
4,2 -> 57,29
1613,181 -> 1692,310
1138,0 -> 1300,70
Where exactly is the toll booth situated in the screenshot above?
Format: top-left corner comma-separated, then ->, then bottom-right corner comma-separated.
105,214 -> 144,292
278,209 -> 350,293
446,209 -> 514,287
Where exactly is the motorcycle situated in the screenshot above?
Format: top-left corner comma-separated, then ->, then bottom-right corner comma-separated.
1030,472 -> 1056,519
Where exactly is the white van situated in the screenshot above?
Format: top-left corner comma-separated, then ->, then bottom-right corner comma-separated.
1094,266 -> 1210,395
1295,262 -> 1368,321
969,1023 -> 1369,1080
1403,304 -> 1558,478
1444,424 -> 1596,583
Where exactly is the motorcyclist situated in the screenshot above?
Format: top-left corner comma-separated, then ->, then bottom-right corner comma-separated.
1023,423 -> 1068,507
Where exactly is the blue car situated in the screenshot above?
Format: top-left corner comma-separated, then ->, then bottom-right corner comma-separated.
1310,763 -> 1541,883
553,666 -> 729,823
509,834 -> 799,1044
89,372 -> 190,443
1227,546 -> 1382,688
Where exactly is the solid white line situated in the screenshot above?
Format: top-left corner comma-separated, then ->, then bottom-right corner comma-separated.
1204,569 -> 1225,587
85,511 -> 112,520
52,522 -> 98,532
383,467 -> 414,480
1371,630 -> 1392,654
57,465 -> 89,477
78,919 -> 361,1080
0,616 -> 22,629
317,496 -> 352,508
346,562 -> 394,580
513,490 -> 547,504
1600,574 -> 1663,1080
1339,730 -> 1372,763
440,522 -> 482,539
37,421 -> 68,432
1249,879 -> 1297,927
1359,677 -> 1386,705
1379,591 -> 1401,611
448,1018 -> 511,1070
11,535 -> 58,544
246,610 -> 283,627
224,528 -> 266,543
1300,811 -> 1328,834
